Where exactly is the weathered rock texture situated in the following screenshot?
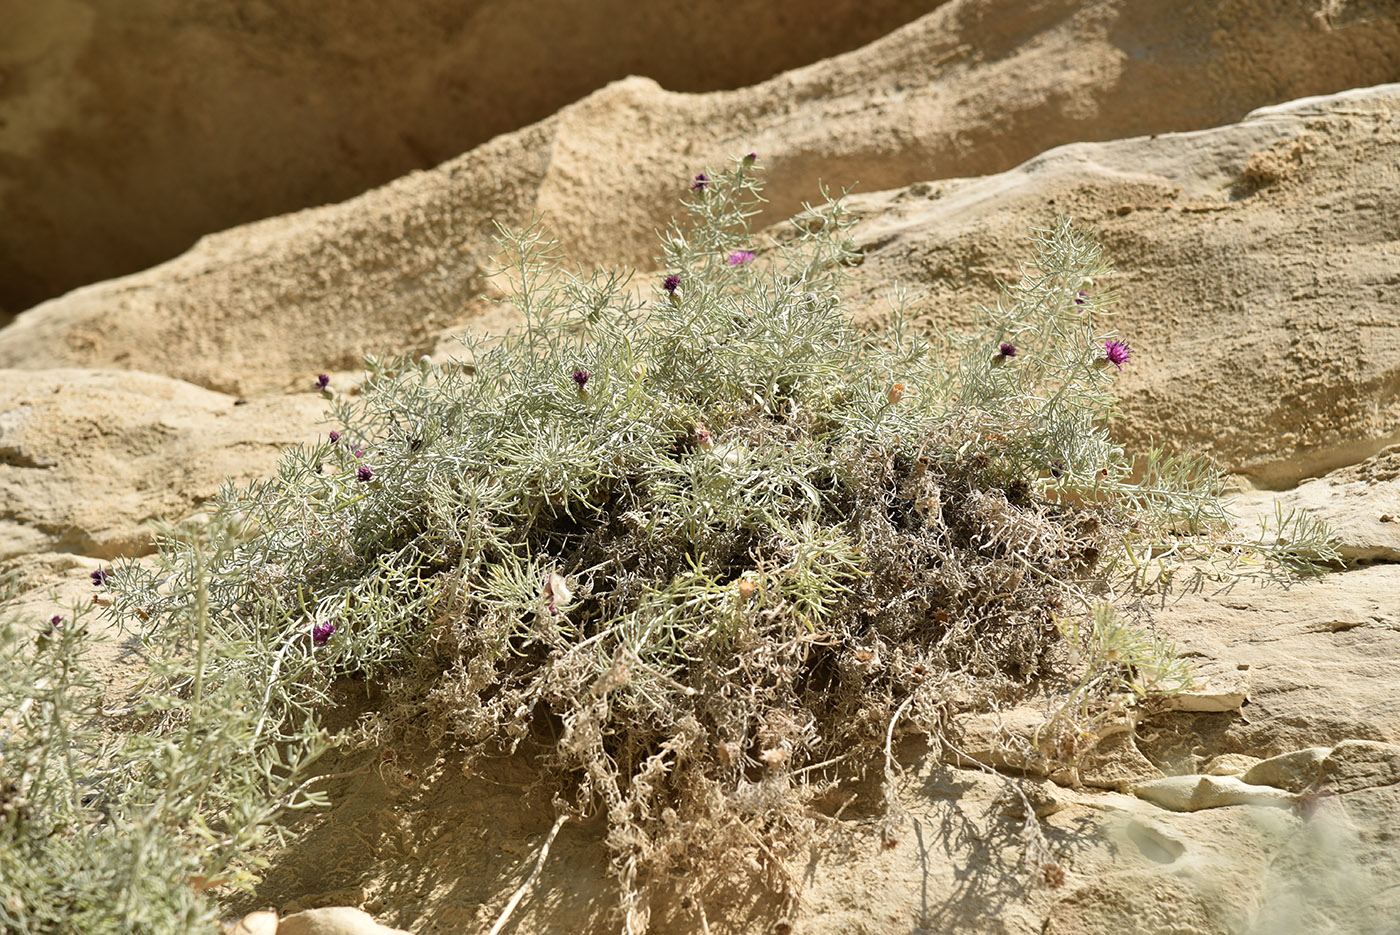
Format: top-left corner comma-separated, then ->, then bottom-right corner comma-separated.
3,3 -> 1399,934
846,84 -> 1400,487
0,369 -> 326,560
3,0 -> 1397,379
0,0 -> 940,315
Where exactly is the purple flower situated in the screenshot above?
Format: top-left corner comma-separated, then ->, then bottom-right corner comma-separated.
572,369 -> 591,389
1075,291 -> 1088,306
328,430 -> 340,444
312,620 -> 336,646
50,615 -> 63,629
727,250 -> 755,267
315,373 -> 331,390
663,274 -> 680,294
90,568 -> 110,587
998,342 -> 1016,358
357,465 -> 374,482
1103,339 -> 1133,371
744,152 -> 758,162
691,173 -> 710,192
1049,460 -> 1066,478
354,449 -> 365,459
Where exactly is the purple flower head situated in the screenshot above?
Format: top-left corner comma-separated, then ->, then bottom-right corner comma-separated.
1075,291 -> 1088,306
357,465 -> 374,482
328,430 -> 340,444
663,274 -> 680,294
312,620 -> 336,646
354,448 -> 365,459
743,151 -> 758,164
1049,460 -> 1066,479
316,373 -> 331,390
50,615 -> 63,629
90,568 -> 110,587
572,369 -> 591,390
998,342 -> 1017,358
1103,339 -> 1133,371
727,250 -> 755,267
691,173 -> 710,192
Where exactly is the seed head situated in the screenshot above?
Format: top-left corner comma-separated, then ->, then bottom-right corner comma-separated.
727,250 -> 755,266
1103,339 -> 1132,371
887,383 -> 905,404
691,173 -> 710,192
357,465 -> 374,482
663,274 -> 680,294
312,620 -> 336,646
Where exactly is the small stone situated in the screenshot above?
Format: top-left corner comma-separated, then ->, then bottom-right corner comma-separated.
1159,672 -> 1248,712
225,910 -> 278,935
1241,746 -> 1332,792
1132,774 -> 1295,812
276,907 -> 411,935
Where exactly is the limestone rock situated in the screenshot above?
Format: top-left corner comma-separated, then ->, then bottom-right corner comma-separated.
226,910 -> 279,935
0,0 -> 935,315
1242,747 -> 1332,792
1132,774 -> 1296,812
1203,753 -> 1261,777
1158,670 -> 1249,713
0,369 -> 326,560
1233,445 -> 1400,562
1148,563 -> 1400,757
276,907 -> 410,935
1316,740 -> 1400,794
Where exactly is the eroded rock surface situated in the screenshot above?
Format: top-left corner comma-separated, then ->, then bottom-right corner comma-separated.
0,369 -> 327,559
3,0 -> 1397,395
3,6 -> 1399,934
0,0 -> 940,315
846,84 -> 1400,487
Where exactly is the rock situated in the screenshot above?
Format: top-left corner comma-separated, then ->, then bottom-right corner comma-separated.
846,82 -> 1400,488
1158,670 -> 1249,713
1203,753 -> 1261,777
0,0 -> 934,316
1132,774 -> 1296,812
0,369 -> 326,559
1316,740 -> 1400,794
4,8 -> 1398,398
1243,747 -> 1332,792
276,907 -> 410,935
1233,446 -> 1400,562
226,910 -> 279,935
1148,563 -> 1400,757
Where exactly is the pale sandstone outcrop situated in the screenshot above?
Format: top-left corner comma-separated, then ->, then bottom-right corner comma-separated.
3,1 -> 1397,397
0,369 -> 327,559
3,6 -> 1399,933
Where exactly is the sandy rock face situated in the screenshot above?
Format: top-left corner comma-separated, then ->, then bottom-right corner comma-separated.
0,0 -> 936,316
2,0 -> 1397,394
3,5 -> 1399,933
0,369 -> 328,559
846,83 -> 1400,487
